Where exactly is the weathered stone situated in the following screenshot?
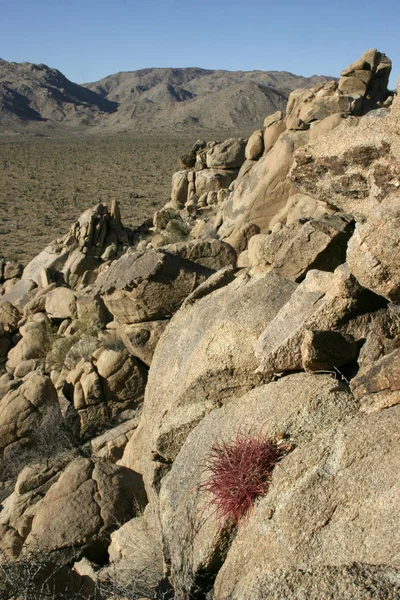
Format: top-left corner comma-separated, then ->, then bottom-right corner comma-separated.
0,335 -> 10,362
22,457 -> 146,563
339,77 -> 367,98
214,405 -> 400,599
14,359 -> 41,378
1,279 -> 37,309
153,207 -> 181,231
22,283 -> 57,317
0,372 -> 60,457
95,249 -> 213,324
4,261 -> 23,280
263,118 -> 286,154
45,287 -> 77,320
215,564 -> 400,600
95,348 -> 147,416
0,301 -> 20,333
351,347 -> 400,412
248,215 -> 353,281
206,138 -> 246,169
6,312 -> 51,371
245,130 -> 264,160
347,193 -> 400,302
263,110 -> 284,128
163,239 -> 237,271
254,266 -> 383,375
99,504 -> 163,591
171,170 -> 189,209
91,418 -> 138,461
219,109 -> 345,240
159,373 -> 356,598
121,271 -> 296,493
301,329 -> 358,371
22,246 -> 72,287
269,192 -> 334,229
117,320 -> 168,366
0,462 -> 63,560
195,169 -> 237,197
223,222 -> 260,254
290,106 -> 400,222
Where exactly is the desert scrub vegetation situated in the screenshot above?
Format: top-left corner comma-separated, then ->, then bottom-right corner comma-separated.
200,431 -> 291,526
0,547 -> 93,600
0,132 -> 196,264
43,314 -> 102,373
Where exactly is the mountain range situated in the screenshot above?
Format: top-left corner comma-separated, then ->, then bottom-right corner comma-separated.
0,59 -> 333,133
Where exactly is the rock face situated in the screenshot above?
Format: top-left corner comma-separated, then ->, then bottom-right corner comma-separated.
254,265 -> 382,376
21,202 -> 128,289
159,373 -> 357,598
214,405 -> 400,599
247,214 -> 353,280
217,49 -> 392,244
351,347 -> 400,412
1,457 -> 146,563
94,248 -> 214,324
122,271 -> 297,491
0,372 -> 60,458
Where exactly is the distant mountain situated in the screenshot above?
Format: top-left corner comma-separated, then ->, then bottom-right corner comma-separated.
0,60 -> 334,133
84,67 -> 333,132
0,59 -> 117,127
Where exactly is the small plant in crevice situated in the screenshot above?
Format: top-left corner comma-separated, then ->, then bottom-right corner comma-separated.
199,431 -> 291,526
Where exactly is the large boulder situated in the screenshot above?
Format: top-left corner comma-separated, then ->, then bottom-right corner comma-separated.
121,271 -> 297,493
45,287 -> 77,320
22,202 -> 128,289
64,348 -> 147,438
159,373 -> 357,598
346,193 -> 400,302
194,169 -> 238,197
247,214 -> 353,280
0,301 -> 20,333
163,239 -> 237,271
351,347 -> 400,412
6,312 -> 51,372
18,457 -> 146,563
206,139 -> 246,169
254,266 -> 384,376
94,248 -> 214,324
0,372 -> 60,458
214,405 -> 400,599
116,320 -> 168,366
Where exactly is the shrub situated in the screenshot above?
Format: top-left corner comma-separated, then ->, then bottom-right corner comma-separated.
44,315 -> 101,373
0,547 -> 90,599
200,431 -> 288,525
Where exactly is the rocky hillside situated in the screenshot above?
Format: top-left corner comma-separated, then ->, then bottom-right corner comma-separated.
0,48 -> 399,599
0,59 -> 117,127
0,60 -> 332,132
84,67 -> 333,132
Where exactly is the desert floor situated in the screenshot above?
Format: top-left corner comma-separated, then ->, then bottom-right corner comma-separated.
0,131 -> 245,264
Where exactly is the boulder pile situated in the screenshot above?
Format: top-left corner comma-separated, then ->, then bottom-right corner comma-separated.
1,49 -> 399,599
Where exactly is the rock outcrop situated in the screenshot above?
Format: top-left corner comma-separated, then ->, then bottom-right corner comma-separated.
1,48 -> 399,600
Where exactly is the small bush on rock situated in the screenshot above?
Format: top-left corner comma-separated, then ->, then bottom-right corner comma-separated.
200,432 -> 288,525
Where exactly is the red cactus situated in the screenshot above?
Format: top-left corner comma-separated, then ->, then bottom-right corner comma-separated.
200,431 -> 287,525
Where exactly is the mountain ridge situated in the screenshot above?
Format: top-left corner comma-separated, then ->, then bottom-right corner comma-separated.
0,59 -> 334,133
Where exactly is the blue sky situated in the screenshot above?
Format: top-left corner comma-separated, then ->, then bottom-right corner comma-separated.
1,0 -> 399,88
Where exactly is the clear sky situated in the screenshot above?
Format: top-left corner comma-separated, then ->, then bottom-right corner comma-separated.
1,0 -> 399,88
